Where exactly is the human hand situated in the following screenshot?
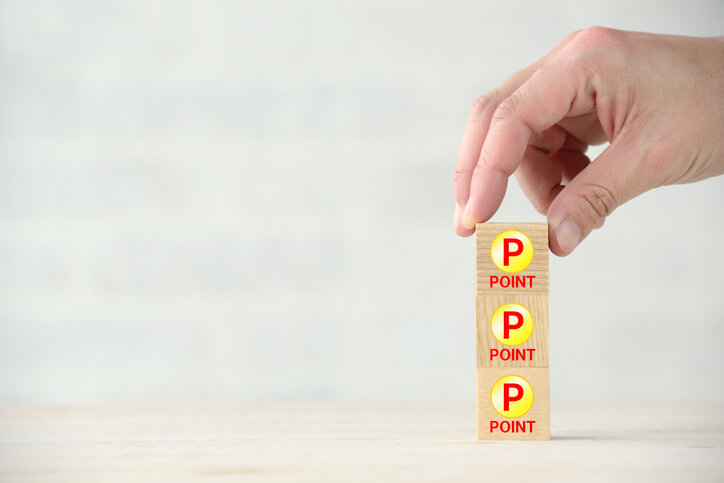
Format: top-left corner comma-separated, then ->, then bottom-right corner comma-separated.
453,27 -> 724,255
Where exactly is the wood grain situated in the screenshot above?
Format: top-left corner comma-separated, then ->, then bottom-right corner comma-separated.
475,222 -> 550,440
476,294 -> 549,368
475,222 -> 549,294
2,403 -> 722,482
476,367 -> 550,440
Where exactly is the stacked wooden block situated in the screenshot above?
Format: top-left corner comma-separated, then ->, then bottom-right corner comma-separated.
475,223 -> 550,440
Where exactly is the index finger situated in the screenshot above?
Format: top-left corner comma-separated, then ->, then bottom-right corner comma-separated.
453,31 -> 583,236
461,61 -> 595,228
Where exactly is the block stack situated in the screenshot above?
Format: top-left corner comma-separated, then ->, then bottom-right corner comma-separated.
475,223 -> 550,440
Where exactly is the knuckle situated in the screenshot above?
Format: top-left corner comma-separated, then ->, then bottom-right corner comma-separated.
579,26 -> 619,45
491,95 -> 518,123
566,29 -> 584,40
559,26 -> 628,78
569,26 -> 623,54
469,92 -> 497,117
558,29 -> 584,47
576,183 -> 618,227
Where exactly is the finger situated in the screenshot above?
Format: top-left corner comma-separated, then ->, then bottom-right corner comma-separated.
552,149 -> 591,184
528,125 -> 587,155
453,30 -> 584,217
547,137 -> 651,256
515,136 -> 590,216
463,61 -> 595,228
454,92 -> 500,208
454,201 -> 475,236
557,112 -> 609,146
514,146 -> 562,215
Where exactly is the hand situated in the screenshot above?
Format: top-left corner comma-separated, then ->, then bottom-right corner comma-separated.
453,27 -> 724,255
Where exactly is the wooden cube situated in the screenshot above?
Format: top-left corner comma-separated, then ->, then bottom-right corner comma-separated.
476,367 -> 550,440
476,294 -> 549,368
476,223 -> 549,295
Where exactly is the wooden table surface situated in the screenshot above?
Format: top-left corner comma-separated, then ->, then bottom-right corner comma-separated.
1,403 -> 722,482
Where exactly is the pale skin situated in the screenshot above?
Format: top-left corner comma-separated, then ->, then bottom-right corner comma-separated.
453,27 -> 724,255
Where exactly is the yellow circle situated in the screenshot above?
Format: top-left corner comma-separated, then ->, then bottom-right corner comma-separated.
490,230 -> 534,273
490,375 -> 534,418
490,303 -> 534,346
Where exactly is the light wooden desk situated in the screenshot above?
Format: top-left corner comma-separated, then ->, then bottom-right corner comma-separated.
1,403 -> 722,482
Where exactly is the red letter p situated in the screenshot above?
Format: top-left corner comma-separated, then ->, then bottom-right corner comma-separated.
503,311 -> 524,339
503,383 -> 523,411
503,238 -> 523,266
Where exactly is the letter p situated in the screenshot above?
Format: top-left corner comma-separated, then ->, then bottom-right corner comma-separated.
503,383 -> 523,411
503,311 -> 524,339
503,238 -> 523,266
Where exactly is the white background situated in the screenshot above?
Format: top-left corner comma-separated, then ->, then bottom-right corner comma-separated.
1,0 -> 722,404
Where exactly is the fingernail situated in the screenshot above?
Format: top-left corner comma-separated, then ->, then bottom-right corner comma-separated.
557,219 -> 581,254
462,206 -> 476,229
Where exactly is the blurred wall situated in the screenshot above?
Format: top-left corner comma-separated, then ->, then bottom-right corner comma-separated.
0,0 -> 722,404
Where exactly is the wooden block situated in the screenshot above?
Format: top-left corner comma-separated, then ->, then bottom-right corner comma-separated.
476,293 -> 549,368
476,367 -> 550,440
476,223 -> 549,294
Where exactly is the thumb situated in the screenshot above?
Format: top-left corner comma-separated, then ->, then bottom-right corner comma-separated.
546,138 -> 652,256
